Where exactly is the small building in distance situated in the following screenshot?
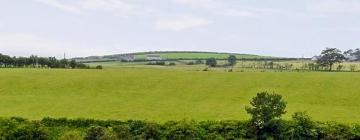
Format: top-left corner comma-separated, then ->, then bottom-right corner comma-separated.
146,54 -> 162,61
118,54 -> 135,61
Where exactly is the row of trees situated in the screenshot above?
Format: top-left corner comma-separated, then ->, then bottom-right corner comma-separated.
0,53 -> 90,69
203,48 -> 359,71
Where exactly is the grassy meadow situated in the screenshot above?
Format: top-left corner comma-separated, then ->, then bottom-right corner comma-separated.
1,68 -> 360,123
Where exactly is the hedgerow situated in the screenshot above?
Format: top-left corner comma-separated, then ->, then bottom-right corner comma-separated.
0,117 -> 359,140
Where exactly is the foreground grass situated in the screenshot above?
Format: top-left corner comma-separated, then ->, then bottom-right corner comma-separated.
0,68 -> 359,123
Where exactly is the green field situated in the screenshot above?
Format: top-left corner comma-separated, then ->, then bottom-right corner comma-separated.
1,68 -> 360,123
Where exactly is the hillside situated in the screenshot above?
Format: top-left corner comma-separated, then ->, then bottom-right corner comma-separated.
75,51 -> 273,62
129,51 -> 271,59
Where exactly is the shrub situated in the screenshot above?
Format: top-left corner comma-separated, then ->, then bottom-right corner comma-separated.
169,62 -> 176,66
317,122 -> 354,140
12,122 -> 48,140
187,61 -> 195,65
113,124 -> 132,139
292,112 -> 317,139
199,121 -> 247,139
95,65 -> 103,69
84,126 -> 108,140
352,124 -> 360,139
260,119 -> 292,139
142,122 -> 161,140
0,118 -> 21,139
195,60 -> 203,64
164,120 -> 203,140
60,130 -> 83,140
147,61 -> 165,66
1,117 -> 360,139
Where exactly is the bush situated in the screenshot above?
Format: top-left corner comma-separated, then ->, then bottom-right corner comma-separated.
195,60 -> 203,64
95,65 -> 103,69
292,112 -> 317,139
199,121 -> 247,139
261,119 -> 292,139
12,122 -> 48,140
84,126 -> 109,140
187,61 -> 195,65
60,130 -> 83,140
142,122 -> 161,140
164,120 -> 203,140
317,122 -> 354,140
1,117 -> 360,139
0,118 -> 21,139
113,124 -> 132,139
147,61 -> 165,66
169,62 -> 176,66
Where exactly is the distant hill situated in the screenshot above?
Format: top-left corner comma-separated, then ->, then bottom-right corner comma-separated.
74,51 -> 274,62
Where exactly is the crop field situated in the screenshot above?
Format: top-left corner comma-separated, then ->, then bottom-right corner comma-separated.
1,68 -> 360,123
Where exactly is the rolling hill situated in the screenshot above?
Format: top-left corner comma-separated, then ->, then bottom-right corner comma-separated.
74,51 -> 273,62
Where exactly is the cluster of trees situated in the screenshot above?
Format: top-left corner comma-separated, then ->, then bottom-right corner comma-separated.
0,92 -> 359,140
205,55 -> 237,67
0,53 -> 91,69
344,48 -> 360,61
315,48 -> 360,71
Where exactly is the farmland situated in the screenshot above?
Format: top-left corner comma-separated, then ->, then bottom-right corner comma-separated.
1,68 -> 360,123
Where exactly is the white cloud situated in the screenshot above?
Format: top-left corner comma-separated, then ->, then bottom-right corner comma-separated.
0,34 -> 110,58
173,0 -> 258,17
32,0 -> 153,17
155,16 -> 212,31
173,0 -> 218,8
309,0 -> 360,14
222,9 -> 257,17
33,0 -> 82,14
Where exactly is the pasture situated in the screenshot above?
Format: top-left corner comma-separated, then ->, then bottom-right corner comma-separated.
0,68 -> 359,123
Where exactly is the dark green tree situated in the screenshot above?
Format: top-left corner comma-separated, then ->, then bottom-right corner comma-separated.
227,55 -> 237,66
245,92 -> 287,128
316,48 -> 345,71
206,58 -> 217,67
38,57 -> 49,68
69,60 -> 77,69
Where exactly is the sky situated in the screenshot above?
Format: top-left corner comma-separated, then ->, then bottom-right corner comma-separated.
0,0 -> 359,58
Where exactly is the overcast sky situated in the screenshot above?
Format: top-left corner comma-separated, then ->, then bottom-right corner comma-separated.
0,0 -> 359,58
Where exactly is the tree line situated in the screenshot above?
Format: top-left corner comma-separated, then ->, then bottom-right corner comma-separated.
0,53 -> 92,69
203,48 -> 360,72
